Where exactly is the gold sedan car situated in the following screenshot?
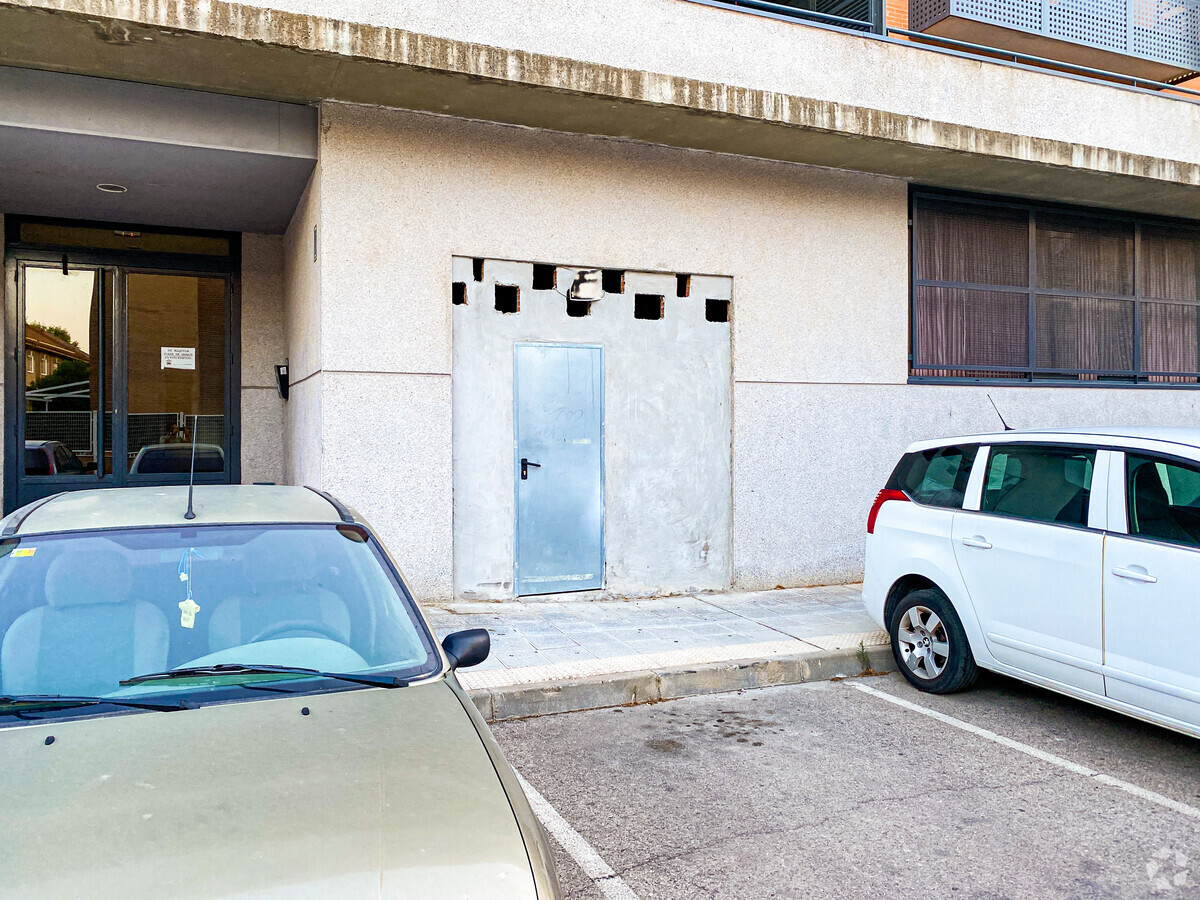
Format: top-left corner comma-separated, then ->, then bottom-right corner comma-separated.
0,485 -> 560,900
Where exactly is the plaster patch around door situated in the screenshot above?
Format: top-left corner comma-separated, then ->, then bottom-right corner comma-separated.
514,343 -> 604,595
451,255 -> 733,601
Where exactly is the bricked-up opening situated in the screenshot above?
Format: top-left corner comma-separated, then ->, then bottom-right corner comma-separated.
634,294 -> 664,321
566,299 -> 590,318
705,298 -> 730,323
495,284 -> 520,314
676,274 -> 691,297
472,258 -> 484,282
452,282 -> 467,306
602,269 -> 625,294
533,264 -> 557,290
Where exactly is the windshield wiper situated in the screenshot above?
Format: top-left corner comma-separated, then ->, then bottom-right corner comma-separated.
0,694 -> 194,715
120,664 -> 405,689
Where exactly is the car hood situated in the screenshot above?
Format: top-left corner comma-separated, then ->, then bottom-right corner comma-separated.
1,680 -> 537,900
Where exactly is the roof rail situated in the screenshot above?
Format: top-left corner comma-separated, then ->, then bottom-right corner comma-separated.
303,486 -> 355,524
1,492 -> 65,537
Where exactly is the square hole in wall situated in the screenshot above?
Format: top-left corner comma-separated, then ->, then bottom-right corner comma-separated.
452,282 -> 467,306
533,264 -> 557,290
705,298 -> 730,323
495,284 -> 520,314
472,258 -> 484,282
634,294 -> 664,320
676,274 -> 691,297
566,299 -> 591,317
602,269 -> 625,294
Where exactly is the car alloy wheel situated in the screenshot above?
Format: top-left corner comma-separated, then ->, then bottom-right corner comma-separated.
895,605 -> 950,681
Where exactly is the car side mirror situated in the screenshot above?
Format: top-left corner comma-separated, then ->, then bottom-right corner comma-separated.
442,628 -> 490,670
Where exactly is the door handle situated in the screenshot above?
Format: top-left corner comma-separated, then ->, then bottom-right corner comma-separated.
520,458 -> 541,480
1112,566 -> 1157,584
961,536 -> 993,550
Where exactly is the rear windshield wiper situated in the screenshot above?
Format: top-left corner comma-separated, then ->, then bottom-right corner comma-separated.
120,664 -> 405,689
0,694 -> 194,716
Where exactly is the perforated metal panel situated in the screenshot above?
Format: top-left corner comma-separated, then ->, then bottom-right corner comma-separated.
910,0 -> 1200,71
954,0 -> 1042,32
1131,0 -> 1200,66
1047,0 -> 1129,49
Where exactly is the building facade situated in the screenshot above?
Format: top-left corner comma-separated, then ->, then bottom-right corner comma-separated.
1,0 -> 1198,601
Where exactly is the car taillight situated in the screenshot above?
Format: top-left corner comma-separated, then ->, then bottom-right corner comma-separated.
867,489 -> 909,534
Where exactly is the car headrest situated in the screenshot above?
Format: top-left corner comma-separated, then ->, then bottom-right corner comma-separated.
46,548 -> 132,607
1133,462 -> 1170,508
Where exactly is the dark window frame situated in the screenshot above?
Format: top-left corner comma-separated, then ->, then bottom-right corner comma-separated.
909,189 -> 1200,388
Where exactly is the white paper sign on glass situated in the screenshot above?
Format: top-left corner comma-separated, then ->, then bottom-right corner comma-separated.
161,347 -> 196,370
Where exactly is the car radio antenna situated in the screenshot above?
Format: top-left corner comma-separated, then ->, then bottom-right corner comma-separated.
987,394 -> 1013,432
184,414 -> 198,520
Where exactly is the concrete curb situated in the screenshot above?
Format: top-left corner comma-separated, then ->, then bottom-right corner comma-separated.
468,643 -> 894,722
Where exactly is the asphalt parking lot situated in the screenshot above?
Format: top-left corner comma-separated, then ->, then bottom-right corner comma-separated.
495,672 -> 1200,899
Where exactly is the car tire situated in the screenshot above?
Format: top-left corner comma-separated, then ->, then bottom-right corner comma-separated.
889,588 -> 978,694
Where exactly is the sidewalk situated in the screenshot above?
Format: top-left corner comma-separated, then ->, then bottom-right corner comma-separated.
423,584 -> 892,721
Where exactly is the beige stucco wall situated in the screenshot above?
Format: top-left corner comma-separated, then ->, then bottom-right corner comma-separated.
282,167 -> 323,488
240,233 -> 286,485
244,0 -> 1200,167
305,102 -> 1200,600
311,103 -> 909,599
734,383 -> 1200,589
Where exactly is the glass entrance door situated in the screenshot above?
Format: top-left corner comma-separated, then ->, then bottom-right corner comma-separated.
19,265 -> 114,498
14,264 -> 232,509
124,273 -> 228,478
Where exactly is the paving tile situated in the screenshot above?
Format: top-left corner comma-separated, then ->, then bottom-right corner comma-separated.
522,632 -> 577,650
428,583 -> 877,669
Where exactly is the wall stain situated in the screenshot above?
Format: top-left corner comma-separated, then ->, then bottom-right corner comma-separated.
6,0 -> 1198,195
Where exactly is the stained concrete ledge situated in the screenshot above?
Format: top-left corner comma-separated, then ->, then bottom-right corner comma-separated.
2,1 -> 1199,217
469,644 -> 894,722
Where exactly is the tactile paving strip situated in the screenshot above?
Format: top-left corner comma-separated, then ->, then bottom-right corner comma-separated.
458,630 -> 890,690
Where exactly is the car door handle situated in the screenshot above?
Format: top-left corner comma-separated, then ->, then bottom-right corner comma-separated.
1112,566 -> 1157,584
961,536 -> 993,550
520,458 -> 541,480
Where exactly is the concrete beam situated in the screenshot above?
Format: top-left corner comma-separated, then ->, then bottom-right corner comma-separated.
1,0 -> 1198,218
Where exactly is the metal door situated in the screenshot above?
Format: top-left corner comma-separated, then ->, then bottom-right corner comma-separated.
514,343 -> 604,595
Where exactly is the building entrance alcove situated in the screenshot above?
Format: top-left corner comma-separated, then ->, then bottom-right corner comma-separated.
5,219 -> 240,510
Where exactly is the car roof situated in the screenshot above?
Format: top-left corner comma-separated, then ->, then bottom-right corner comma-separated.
906,426 -> 1200,454
2,485 -> 346,536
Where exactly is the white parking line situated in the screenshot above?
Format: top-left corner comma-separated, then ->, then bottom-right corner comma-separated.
851,681 -> 1200,822
516,771 -> 643,900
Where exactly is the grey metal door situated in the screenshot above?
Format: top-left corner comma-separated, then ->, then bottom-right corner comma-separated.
514,343 -> 604,595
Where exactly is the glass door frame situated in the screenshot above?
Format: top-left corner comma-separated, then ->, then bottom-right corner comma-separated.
4,227 -> 241,512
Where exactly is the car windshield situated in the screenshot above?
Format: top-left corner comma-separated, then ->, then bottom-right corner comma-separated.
0,524 -> 440,708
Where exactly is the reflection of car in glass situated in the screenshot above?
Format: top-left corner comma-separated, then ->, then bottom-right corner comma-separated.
129,442 -> 224,474
0,486 -> 560,899
23,439 -> 89,476
865,427 -> 1200,740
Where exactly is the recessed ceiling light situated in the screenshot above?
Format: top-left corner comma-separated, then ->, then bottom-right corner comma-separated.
96,183 -> 127,194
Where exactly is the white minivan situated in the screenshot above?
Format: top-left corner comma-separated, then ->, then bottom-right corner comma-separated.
864,427 -> 1200,739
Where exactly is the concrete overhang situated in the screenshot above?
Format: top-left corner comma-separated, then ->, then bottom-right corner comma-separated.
1,0 -> 1198,221
0,64 -> 316,233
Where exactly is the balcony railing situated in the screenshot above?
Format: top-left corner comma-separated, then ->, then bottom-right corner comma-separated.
699,0 -> 886,32
909,0 -> 1200,80
689,0 -> 1200,101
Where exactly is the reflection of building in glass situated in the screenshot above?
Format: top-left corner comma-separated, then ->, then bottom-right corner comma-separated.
24,322 -> 89,392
